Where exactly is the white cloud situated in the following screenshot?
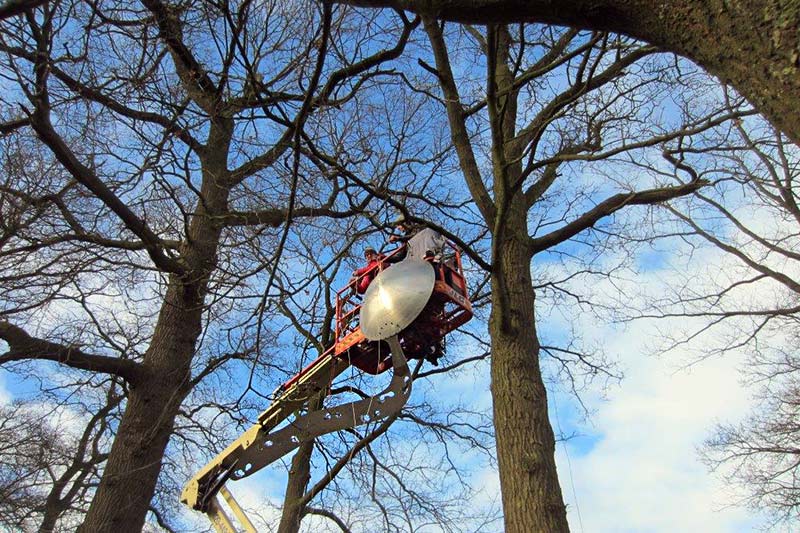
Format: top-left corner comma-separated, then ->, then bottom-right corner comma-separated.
0,370 -> 10,406
512,203 -> 800,533
556,319 -> 760,532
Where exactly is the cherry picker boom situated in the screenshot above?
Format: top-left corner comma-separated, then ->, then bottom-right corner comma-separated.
181,245 -> 473,532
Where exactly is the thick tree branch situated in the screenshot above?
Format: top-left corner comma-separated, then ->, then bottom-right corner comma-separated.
523,160 -> 560,207
26,108 -> 186,275
226,132 -> 294,186
303,507 -> 353,533
0,321 -> 144,384
423,15 -> 497,224
140,0 -> 219,112
338,0 -> 800,146
0,117 -> 30,135
0,0 -> 45,19
529,180 -> 707,254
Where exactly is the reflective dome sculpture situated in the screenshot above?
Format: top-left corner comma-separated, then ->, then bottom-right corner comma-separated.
359,260 -> 435,341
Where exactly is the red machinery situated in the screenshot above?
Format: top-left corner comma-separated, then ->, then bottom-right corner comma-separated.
181,243 -> 472,532
333,243 -> 473,374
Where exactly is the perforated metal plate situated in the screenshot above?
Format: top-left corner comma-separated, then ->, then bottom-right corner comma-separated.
228,337 -> 411,484
184,336 -> 413,517
359,259 -> 435,341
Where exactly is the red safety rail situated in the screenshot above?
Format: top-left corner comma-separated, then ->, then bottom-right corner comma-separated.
274,241 -> 473,395
334,242 -> 472,371
272,248 -> 404,397
334,247 -> 402,347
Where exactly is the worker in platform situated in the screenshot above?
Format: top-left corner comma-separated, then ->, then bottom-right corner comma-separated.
352,246 -> 384,294
387,214 -> 446,263
386,214 -> 447,365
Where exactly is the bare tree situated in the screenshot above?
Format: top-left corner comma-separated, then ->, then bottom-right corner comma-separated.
2,2 -> 777,532
338,0 -> 800,148
0,1 -> 421,530
405,21 -> 746,532
6,1 -> 800,146
0,379 -> 123,532
0,402 -> 65,529
703,383 -> 800,527
631,114 -> 800,526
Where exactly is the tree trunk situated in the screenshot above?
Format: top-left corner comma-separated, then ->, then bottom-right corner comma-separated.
38,501 -> 62,533
277,442 -> 315,533
76,388 -> 183,532
76,281 -> 201,533
77,119 -> 232,532
489,221 -> 569,533
346,0 -> 800,146
39,474 -> 69,532
277,394 -> 324,533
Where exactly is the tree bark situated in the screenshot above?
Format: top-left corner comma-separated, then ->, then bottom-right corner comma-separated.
75,281 -> 201,532
489,206 -> 569,533
0,0 -> 48,20
277,395 -> 324,533
76,118 -> 233,532
343,0 -> 800,146
277,441 -> 315,533
421,19 -> 570,531
39,499 -> 63,533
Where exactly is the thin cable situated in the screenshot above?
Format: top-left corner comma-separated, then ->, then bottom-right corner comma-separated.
552,391 -> 584,533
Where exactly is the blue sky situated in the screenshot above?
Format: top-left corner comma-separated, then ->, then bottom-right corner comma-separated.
3,10 -> 794,532
0,221 -> 780,532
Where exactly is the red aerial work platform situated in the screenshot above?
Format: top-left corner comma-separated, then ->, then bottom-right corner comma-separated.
181,242 -> 472,532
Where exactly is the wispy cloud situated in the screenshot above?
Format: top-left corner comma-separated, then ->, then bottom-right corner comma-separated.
545,238 -> 775,532
0,369 -> 10,406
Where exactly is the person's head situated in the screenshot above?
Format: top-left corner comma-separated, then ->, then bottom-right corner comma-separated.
392,214 -> 411,234
364,247 -> 378,261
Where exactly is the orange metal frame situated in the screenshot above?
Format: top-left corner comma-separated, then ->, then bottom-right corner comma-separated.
276,242 -> 472,393
183,243 -> 472,526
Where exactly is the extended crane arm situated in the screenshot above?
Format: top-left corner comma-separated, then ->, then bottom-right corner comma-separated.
182,257 -> 473,532
181,336 -> 411,532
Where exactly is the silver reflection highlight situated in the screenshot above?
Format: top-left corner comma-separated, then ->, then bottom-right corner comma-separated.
359,259 -> 435,341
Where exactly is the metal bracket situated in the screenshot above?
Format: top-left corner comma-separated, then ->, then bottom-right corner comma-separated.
229,335 -> 411,480
183,335 -> 412,529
